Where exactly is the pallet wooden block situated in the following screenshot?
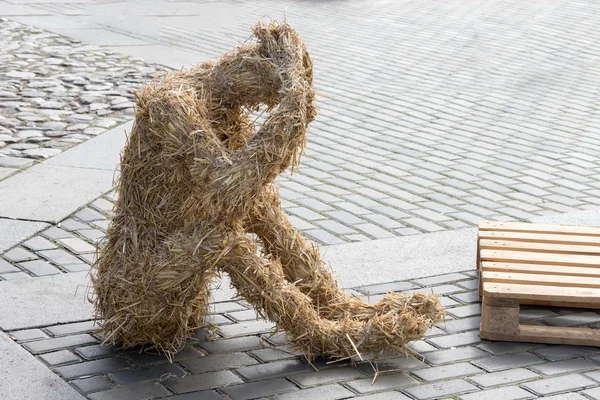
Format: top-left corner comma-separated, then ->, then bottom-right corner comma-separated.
478,221 -> 600,346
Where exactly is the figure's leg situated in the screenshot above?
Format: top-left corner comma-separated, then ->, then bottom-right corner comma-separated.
249,188 -> 422,322
203,225 -> 444,360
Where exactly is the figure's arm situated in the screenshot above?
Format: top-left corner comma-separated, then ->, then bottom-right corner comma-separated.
189,23 -> 316,217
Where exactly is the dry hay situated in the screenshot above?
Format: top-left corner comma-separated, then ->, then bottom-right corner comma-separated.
91,20 -> 445,360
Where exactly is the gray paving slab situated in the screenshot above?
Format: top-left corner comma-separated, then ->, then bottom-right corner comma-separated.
0,219 -> 47,252
0,165 -> 114,223
45,121 -> 132,171
0,167 -> 16,180
0,332 -> 84,400
0,272 -> 92,330
322,227 -> 476,286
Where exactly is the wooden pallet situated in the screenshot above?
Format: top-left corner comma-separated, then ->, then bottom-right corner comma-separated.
478,221 -> 600,346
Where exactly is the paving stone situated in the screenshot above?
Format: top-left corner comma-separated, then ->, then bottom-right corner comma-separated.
530,358 -> 598,376
42,227 -> 74,239
522,373 -> 597,396
46,320 -> 97,337
424,347 -> 487,366
275,384 -> 355,400
356,356 -> 426,374
477,341 -> 543,355
472,353 -> 544,372
355,281 -> 417,295
39,350 -> 81,366
180,352 -> 259,374
545,312 -> 600,327
88,382 -> 171,400
582,387 -> 600,400
226,309 -> 259,321
164,370 -> 245,394
0,258 -> 18,273
60,219 -> 90,231
211,301 -> 247,314
54,357 -> 130,379
162,392 -> 224,400
70,376 -> 113,394
38,249 -> 82,265
3,247 -> 36,262
203,314 -> 232,325
305,229 -> 345,245
456,279 -> 480,290
218,319 -> 275,337
0,271 -> 31,280
18,259 -> 61,276
236,359 -> 311,381
458,386 -> 536,400
411,362 -> 482,382
76,229 -> 105,243
57,237 -> 96,253
346,373 -> 419,394
221,378 -> 297,400
61,263 -> 92,272
584,370 -> 600,382
468,367 -> 540,388
250,348 -> 297,362
402,378 -> 478,399
75,344 -> 118,360
451,291 -> 480,303
8,328 -> 47,342
448,304 -> 481,318
412,273 -> 469,286
440,316 -> 481,333
22,236 -> 57,251
519,308 -> 559,321
427,330 -> 480,349
199,335 -> 266,354
534,345 -> 600,361
289,367 -> 365,387
23,334 -> 98,354
408,340 -> 438,354
75,207 -> 106,222
109,363 -> 186,385
353,393 -> 411,400
125,346 -> 203,366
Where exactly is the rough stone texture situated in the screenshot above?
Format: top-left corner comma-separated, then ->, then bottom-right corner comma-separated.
0,19 -> 160,169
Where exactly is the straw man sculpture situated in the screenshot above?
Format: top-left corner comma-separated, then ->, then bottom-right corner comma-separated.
92,21 -> 445,359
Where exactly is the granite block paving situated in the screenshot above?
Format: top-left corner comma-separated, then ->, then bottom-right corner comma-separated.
12,269 -> 600,399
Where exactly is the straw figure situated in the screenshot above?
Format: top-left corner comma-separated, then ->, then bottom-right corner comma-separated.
91,20 -> 445,360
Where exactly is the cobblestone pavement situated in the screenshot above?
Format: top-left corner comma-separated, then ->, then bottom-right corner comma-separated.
0,19 -> 161,174
11,269 -> 600,400
4,0 -> 600,244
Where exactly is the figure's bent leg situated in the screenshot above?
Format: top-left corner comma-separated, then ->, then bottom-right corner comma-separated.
207,227 -> 444,360
249,188 -> 430,323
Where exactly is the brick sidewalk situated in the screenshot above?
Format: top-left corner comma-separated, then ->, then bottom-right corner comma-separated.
11,269 -> 600,400
3,0 -> 600,245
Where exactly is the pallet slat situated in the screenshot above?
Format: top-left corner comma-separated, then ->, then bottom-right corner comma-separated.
482,271 -> 600,289
480,239 -> 600,255
481,325 -> 600,347
483,282 -> 600,304
479,231 -> 600,246
480,249 -> 600,267
479,221 -> 600,236
481,261 -> 600,278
